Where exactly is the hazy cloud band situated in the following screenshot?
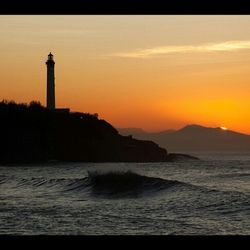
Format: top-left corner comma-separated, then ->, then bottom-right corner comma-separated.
113,41 -> 250,58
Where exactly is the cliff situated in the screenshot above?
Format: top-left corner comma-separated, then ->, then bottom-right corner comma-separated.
0,101 -> 169,163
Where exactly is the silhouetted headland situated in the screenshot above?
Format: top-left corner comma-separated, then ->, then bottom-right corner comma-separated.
0,100 -> 198,164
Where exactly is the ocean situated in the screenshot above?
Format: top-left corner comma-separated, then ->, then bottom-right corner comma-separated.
0,152 -> 249,235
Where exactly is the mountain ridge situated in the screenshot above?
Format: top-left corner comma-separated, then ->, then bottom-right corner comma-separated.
118,124 -> 250,152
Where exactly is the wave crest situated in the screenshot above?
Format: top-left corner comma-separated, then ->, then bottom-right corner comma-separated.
0,171 -> 186,198
83,170 -> 181,198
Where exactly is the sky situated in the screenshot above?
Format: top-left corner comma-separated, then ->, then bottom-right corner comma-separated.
0,15 -> 250,134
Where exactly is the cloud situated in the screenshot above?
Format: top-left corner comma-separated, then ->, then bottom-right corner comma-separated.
112,40 -> 250,58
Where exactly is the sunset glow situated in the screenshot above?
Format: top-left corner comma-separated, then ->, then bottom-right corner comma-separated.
1,15 -> 250,134
220,126 -> 228,130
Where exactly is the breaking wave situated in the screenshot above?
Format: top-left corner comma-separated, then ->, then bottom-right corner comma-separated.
0,171 -> 187,198
82,170 -> 183,197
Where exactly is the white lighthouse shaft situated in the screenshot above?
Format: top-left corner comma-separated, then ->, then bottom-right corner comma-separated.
46,53 -> 55,110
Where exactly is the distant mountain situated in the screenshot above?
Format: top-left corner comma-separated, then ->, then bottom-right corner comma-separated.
118,125 -> 250,152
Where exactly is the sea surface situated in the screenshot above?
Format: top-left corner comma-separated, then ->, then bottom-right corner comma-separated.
0,152 -> 249,235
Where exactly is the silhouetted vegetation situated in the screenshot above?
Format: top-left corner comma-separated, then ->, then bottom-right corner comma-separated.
0,100 -> 168,163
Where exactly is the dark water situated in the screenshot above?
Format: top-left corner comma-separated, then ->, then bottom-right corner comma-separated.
0,152 -> 249,235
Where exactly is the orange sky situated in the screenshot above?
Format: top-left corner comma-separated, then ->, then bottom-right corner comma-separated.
0,15 -> 250,134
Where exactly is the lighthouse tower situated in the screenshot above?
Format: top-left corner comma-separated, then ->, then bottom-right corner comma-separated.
46,52 -> 55,110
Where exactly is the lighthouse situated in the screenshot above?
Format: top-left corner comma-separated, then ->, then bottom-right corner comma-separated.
46,52 -> 55,110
